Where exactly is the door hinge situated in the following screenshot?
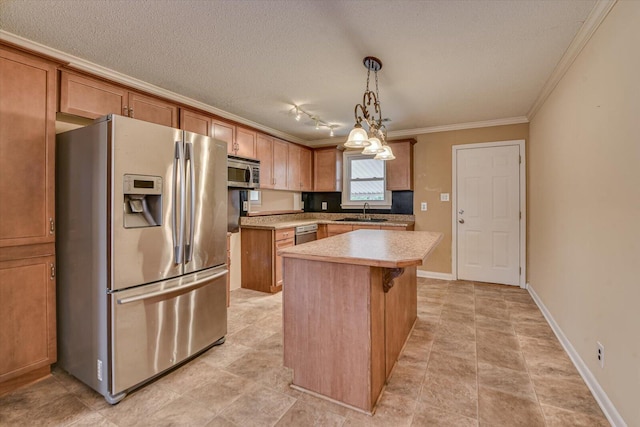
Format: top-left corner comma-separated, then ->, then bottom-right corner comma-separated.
519,267 -> 522,275
519,155 -> 522,164
49,218 -> 55,234
519,211 -> 522,220
50,263 -> 56,280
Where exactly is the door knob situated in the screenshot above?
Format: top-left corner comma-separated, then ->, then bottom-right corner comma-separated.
458,219 -> 465,224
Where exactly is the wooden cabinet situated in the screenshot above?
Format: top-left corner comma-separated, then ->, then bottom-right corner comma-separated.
230,126 -> 256,158
180,108 -> 211,136
240,227 -> 294,293
0,254 -> 56,393
272,138 -> 289,190
322,223 -> 412,239
386,139 -> 416,191
326,224 -> 354,237
212,119 -> 235,151
59,70 -> 178,127
286,144 -> 313,191
256,133 -> 274,189
0,46 -> 58,395
314,147 -> 342,192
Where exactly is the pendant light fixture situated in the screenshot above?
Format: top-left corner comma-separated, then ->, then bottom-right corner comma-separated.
345,56 -> 395,160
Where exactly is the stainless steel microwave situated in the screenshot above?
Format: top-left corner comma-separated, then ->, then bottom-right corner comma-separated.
228,155 -> 260,189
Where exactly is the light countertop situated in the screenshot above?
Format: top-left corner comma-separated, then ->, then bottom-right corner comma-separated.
278,229 -> 442,268
240,218 -> 415,230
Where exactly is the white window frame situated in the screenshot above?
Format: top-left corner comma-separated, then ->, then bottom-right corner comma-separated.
248,190 -> 261,206
341,151 -> 392,209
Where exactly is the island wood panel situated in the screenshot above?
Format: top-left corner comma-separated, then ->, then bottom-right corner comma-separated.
274,236 -> 294,289
283,258 -> 384,411
382,265 -> 417,376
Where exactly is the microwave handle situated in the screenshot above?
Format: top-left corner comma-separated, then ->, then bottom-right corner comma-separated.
245,166 -> 252,185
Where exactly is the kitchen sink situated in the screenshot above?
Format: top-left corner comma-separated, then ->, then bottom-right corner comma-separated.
335,217 -> 388,223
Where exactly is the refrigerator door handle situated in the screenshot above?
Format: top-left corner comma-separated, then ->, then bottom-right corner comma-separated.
172,141 -> 185,264
185,142 -> 195,263
116,269 -> 228,305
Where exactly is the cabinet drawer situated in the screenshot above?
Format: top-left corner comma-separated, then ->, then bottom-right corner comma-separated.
275,228 -> 295,241
275,237 -> 295,250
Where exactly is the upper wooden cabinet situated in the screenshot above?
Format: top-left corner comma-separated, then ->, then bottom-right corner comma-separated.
256,133 -> 274,189
128,92 -> 178,128
212,119 -> 235,152
287,144 -> 301,191
272,138 -> 289,190
386,139 -> 416,191
300,147 -> 313,192
231,126 -> 256,158
180,108 -> 211,136
0,47 -> 56,248
314,147 -> 343,192
59,70 -> 178,128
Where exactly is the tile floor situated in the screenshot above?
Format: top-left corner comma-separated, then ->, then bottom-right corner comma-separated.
0,278 -> 610,426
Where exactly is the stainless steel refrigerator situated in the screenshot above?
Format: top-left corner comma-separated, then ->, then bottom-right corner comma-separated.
56,115 -> 228,404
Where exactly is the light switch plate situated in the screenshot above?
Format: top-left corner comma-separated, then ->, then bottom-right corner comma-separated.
421,202 -> 427,211
322,202 -> 328,210
440,193 -> 450,202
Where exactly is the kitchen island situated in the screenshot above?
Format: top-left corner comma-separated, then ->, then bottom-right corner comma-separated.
279,229 -> 442,414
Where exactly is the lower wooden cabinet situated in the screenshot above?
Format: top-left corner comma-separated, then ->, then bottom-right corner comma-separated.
322,223 -> 413,239
0,251 -> 56,395
240,227 -> 294,293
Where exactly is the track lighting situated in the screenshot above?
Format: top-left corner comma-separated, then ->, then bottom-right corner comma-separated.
290,105 -> 337,137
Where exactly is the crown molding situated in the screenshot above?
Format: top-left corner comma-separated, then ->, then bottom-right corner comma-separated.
0,30 -> 306,144
527,0 -> 617,120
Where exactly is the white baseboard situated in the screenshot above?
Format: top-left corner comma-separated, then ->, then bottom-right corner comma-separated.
417,270 -> 455,281
526,283 -> 627,427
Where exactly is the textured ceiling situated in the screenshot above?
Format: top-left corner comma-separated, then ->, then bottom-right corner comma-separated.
0,0 -> 596,144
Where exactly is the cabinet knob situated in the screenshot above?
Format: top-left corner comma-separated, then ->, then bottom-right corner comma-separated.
123,106 -> 129,116
129,108 -> 134,118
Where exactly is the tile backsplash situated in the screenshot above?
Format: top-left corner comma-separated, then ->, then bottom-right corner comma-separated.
303,191 -> 413,215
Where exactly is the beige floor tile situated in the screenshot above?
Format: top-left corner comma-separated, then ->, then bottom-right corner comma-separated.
430,335 -> 477,361
2,393 -> 92,427
478,386 -> 545,426
530,375 -> 606,418
477,341 -> 527,371
541,404 -> 611,426
385,364 -> 426,400
67,411 -> 119,427
98,385 -> 182,426
184,370 -> 254,415
419,372 -> 478,419
224,348 -> 284,382
276,399 -> 346,426
219,384 -> 296,427
145,395 -> 217,426
513,320 -> 558,341
440,309 -> 476,324
475,305 -> 510,320
205,415 -> 239,427
345,391 -> 417,426
477,362 -> 536,401
200,340 -> 254,369
476,328 -> 521,351
411,402 -> 478,426
436,320 -> 476,341
426,351 -> 476,383
474,314 -> 515,334
156,359 -> 223,395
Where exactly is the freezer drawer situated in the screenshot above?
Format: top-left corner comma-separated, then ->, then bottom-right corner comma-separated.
110,266 -> 227,394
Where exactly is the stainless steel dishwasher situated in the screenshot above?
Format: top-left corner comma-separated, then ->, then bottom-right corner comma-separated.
295,224 -> 318,244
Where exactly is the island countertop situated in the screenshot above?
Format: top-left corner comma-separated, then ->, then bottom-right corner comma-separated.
279,229 -> 443,268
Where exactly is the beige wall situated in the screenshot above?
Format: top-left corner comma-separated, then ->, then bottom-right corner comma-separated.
529,1 -> 640,424
413,123 -> 529,274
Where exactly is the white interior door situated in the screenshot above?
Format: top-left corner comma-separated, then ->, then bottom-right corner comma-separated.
456,144 -> 521,285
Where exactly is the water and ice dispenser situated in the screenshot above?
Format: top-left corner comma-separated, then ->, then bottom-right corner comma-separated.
123,174 -> 162,228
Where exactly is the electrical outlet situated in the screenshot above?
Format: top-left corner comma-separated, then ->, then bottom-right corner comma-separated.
420,202 -> 427,211
242,201 -> 248,211
321,201 -> 327,210
440,193 -> 450,202
597,342 -> 604,368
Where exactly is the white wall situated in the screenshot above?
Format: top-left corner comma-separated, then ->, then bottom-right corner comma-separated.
528,1 -> 640,424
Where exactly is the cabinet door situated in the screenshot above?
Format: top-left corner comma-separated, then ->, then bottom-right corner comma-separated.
314,147 -> 342,192
272,139 -> 289,190
386,140 -> 414,191
59,71 -> 127,119
300,147 -> 313,191
0,255 -> 56,381
180,108 -> 211,136
327,224 -> 353,237
212,119 -> 235,153
256,134 -> 274,189
287,144 -> 301,191
274,237 -> 294,287
128,92 -> 179,128
234,127 -> 256,158
0,48 -> 56,247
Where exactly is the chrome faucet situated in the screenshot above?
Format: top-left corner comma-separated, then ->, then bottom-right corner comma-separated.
363,202 -> 370,219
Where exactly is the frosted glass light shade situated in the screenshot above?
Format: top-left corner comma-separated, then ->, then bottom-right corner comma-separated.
374,145 -> 395,160
362,137 -> 385,154
344,126 -> 371,148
